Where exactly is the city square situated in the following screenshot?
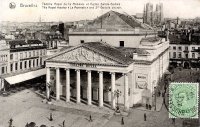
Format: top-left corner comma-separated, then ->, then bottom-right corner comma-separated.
0,0 -> 200,126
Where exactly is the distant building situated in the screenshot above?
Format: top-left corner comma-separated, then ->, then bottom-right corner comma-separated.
143,2 -> 164,26
0,39 -> 47,90
169,30 -> 200,68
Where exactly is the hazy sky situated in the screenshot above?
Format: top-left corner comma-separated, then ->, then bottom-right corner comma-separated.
0,0 -> 200,22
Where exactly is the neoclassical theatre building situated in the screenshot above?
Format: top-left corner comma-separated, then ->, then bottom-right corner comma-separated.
45,39 -> 169,110
45,11 -> 169,110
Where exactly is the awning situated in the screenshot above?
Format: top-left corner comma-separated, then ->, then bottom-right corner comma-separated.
5,68 -> 46,85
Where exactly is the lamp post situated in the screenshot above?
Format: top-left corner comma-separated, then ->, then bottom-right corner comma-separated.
154,86 -> 157,111
114,89 -> 121,113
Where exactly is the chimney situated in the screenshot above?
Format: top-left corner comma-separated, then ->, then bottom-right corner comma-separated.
165,29 -> 169,41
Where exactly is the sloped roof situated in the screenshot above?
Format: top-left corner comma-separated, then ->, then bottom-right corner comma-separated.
46,42 -> 133,65
8,39 -> 42,46
112,11 -> 144,29
117,47 -> 150,58
86,10 -> 145,29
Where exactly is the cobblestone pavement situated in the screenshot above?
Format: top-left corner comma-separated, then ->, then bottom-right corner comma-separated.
0,89 -> 112,127
104,105 -> 184,127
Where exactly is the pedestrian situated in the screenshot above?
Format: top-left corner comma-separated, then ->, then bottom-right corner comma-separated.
121,117 -> 124,125
146,104 -> 148,109
9,118 -> 13,127
172,118 -> 175,125
50,113 -> 53,121
158,91 -> 161,97
144,113 -> 147,121
62,120 -> 65,127
149,105 -> 152,110
89,115 -> 93,122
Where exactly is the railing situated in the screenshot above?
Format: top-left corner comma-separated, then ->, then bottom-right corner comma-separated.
69,28 -> 156,34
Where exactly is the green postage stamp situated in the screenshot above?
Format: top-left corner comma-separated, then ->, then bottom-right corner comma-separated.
169,82 -> 199,118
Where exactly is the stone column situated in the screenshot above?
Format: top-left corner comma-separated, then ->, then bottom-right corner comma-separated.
65,69 -> 70,102
124,73 -> 129,110
111,72 -> 116,109
56,68 -> 60,100
13,62 -> 15,72
76,69 -> 81,103
87,70 -> 92,105
99,71 -> 103,107
46,67 -> 50,99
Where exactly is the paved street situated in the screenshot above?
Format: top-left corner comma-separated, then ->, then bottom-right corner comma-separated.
0,89 -> 112,127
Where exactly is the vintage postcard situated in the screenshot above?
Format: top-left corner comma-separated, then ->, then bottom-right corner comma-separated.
0,0 -> 200,127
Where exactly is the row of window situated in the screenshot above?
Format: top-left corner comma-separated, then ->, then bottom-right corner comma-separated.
10,49 -> 46,60
10,58 -> 43,72
80,40 -> 125,47
171,46 -> 200,51
171,52 -> 196,58
0,55 -> 7,62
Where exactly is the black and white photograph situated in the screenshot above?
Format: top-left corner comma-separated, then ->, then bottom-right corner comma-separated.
0,0 -> 200,126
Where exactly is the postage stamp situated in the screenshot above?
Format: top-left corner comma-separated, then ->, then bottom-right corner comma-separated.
169,82 -> 199,118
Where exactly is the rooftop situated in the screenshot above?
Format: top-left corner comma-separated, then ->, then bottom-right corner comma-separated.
8,39 -> 43,46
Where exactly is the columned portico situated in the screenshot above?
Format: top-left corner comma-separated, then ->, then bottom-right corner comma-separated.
45,42 -> 134,110
56,68 -> 60,100
76,69 -> 81,103
98,71 -> 104,107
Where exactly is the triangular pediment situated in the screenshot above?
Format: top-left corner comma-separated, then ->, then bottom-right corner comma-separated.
48,46 -> 119,65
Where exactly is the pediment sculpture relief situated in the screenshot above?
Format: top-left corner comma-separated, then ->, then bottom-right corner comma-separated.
52,47 -> 116,64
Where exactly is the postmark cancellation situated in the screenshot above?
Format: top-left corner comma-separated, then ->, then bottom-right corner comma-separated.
169,82 -> 199,118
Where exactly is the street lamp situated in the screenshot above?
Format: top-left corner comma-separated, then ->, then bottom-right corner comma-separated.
114,89 -> 122,113
154,86 -> 157,111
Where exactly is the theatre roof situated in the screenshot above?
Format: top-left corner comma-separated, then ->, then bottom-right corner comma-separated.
117,47 -> 150,57
46,42 -> 134,66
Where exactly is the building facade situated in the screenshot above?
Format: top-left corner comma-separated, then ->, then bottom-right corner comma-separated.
0,39 -> 47,90
45,37 -> 169,110
169,44 -> 200,68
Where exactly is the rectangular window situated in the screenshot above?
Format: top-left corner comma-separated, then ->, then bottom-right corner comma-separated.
20,53 -> 23,59
173,52 -> 176,58
119,41 -> 124,47
15,53 -> 18,60
25,52 -> 27,58
192,47 -> 195,50
33,51 -> 35,57
36,59 -> 38,66
173,46 -> 176,50
2,67 -> 4,74
192,53 -> 195,58
185,53 -> 189,58
33,60 -> 35,67
185,46 -> 188,51
15,63 -> 18,70
20,62 -> 22,69
10,54 -> 13,60
10,63 -> 13,72
40,50 -> 42,55
29,52 -> 31,57
29,60 -> 31,68
80,40 -> 84,43
24,61 -> 27,69
178,53 -> 182,58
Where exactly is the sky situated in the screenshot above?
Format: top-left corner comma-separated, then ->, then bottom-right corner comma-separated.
0,0 -> 200,22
